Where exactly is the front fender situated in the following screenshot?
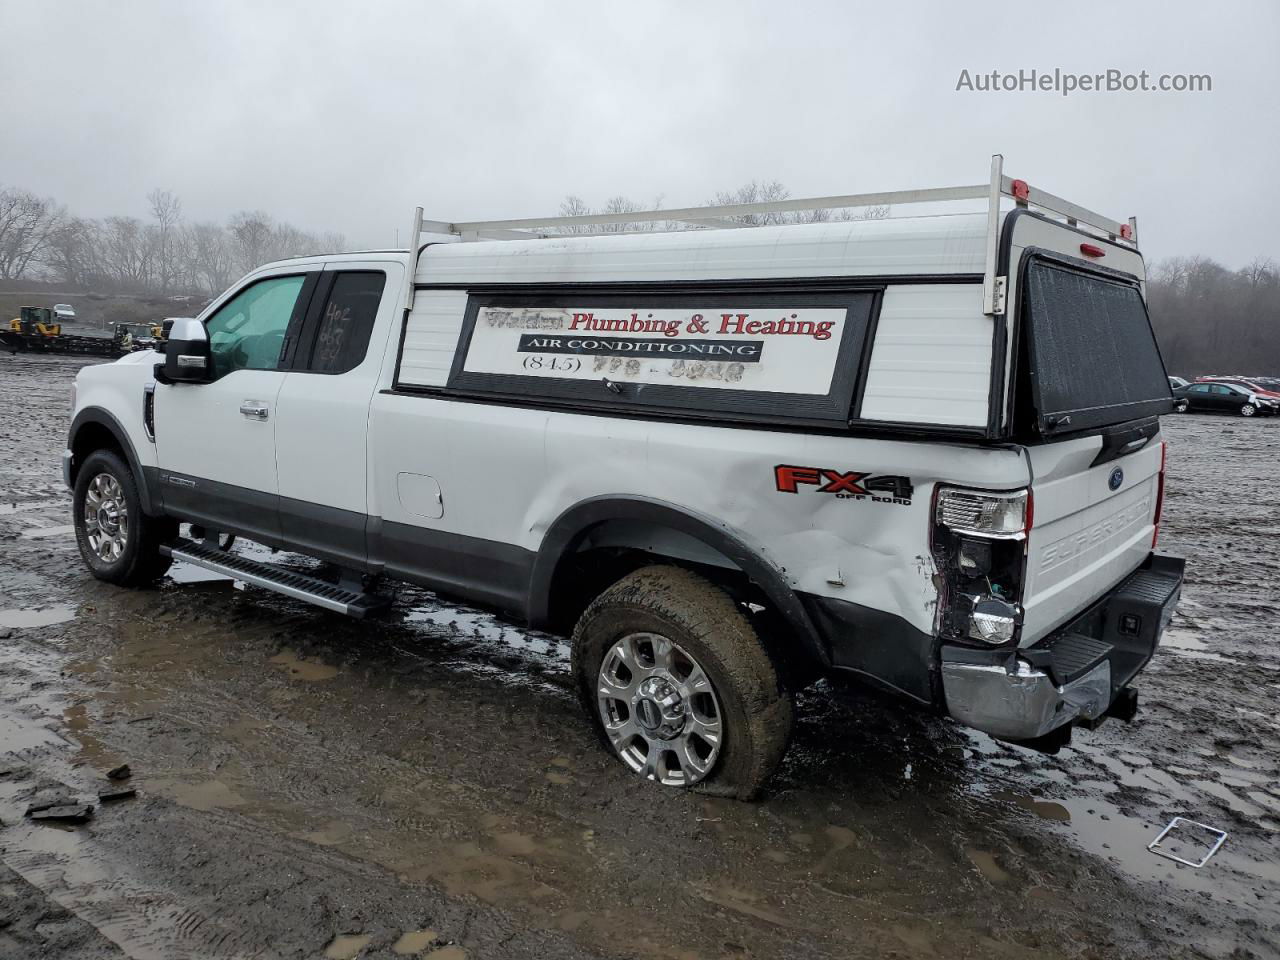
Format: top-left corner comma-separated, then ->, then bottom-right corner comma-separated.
68,407 -> 160,515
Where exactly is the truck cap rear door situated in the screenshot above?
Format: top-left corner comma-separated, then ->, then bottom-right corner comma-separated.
1003,213 -> 1173,645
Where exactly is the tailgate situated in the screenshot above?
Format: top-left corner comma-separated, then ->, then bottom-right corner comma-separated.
1021,436 -> 1161,645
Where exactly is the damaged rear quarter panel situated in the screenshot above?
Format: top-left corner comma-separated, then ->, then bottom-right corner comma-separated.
536,416 -> 1030,637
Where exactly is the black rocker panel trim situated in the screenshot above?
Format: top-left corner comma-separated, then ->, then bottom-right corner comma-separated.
278,494 -> 368,569
151,469 -> 285,549
376,520 -> 534,618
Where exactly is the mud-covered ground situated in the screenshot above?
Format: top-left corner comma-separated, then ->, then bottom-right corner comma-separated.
1,353 -> 1277,960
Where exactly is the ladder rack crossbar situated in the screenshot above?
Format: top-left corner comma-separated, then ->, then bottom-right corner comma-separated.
427,184 -> 988,236
404,155 -> 1138,319
412,160 -> 1133,244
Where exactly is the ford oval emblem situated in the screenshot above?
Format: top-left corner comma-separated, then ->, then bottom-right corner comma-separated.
1109,467 -> 1124,491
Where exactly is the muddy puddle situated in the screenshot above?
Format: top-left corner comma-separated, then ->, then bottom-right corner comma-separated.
0,603 -> 77,629
20,523 -> 76,539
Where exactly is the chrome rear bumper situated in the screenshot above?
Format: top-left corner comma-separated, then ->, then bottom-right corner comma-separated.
942,657 -> 1112,741
941,553 -> 1184,743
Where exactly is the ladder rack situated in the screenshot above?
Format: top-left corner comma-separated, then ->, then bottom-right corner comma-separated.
403,155 -> 1137,318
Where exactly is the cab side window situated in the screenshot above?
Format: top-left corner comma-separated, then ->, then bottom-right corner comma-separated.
302,272 -> 387,374
205,275 -> 308,379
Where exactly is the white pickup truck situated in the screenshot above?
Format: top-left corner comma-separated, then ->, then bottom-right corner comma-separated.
65,157 -> 1184,797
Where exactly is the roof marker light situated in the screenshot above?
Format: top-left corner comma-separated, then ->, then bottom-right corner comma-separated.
1080,243 -> 1106,258
1119,223 -> 1134,241
1011,179 -> 1030,202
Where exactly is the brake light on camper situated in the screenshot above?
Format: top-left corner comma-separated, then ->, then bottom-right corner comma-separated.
1079,242 -> 1106,258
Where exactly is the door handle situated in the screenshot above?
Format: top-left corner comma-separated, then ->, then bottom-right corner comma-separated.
239,401 -> 269,421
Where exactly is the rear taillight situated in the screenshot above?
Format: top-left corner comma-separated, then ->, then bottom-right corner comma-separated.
931,486 -> 1032,647
934,488 -> 1031,540
1152,440 -> 1167,548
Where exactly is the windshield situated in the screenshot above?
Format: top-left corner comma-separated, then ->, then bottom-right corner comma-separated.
1022,257 -> 1174,435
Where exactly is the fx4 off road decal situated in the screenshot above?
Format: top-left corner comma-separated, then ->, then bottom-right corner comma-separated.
773,464 -> 914,505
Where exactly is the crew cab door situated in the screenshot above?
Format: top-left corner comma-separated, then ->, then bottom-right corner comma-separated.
153,271 -> 318,546
273,263 -> 400,568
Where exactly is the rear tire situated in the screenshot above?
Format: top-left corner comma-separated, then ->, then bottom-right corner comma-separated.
571,565 -> 793,800
73,450 -> 178,586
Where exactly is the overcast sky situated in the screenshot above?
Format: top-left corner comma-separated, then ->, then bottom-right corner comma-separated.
2,0 -> 1276,266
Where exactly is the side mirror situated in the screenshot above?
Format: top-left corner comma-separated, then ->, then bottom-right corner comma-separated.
162,318 -> 212,383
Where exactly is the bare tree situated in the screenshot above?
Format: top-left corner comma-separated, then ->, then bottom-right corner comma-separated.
1148,254 -> 1280,376
100,216 -> 151,287
148,189 -> 183,292
0,186 -> 60,280
847,204 -> 891,220
189,221 -> 236,294
552,194 -> 665,234
228,211 -> 274,274
45,216 -> 101,286
556,195 -> 592,235
711,181 -> 890,224
710,180 -> 795,225
1241,256 -> 1277,289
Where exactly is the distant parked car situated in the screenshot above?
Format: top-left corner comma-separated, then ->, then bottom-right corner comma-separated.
1175,381 -> 1279,417
1195,377 -> 1280,400
1168,375 -> 1189,390
53,303 -> 76,321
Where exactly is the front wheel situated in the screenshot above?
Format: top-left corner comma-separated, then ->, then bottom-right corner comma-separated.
1241,404 -> 1257,417
571,566 -> 793,799
73,450 -> 177,586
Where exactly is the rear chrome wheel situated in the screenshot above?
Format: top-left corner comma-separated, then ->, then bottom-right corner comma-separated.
597,632 -> 723,786
572,565 -> 793,799
83,472 -> 130,563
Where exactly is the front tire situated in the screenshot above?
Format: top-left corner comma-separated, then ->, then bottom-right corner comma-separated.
1241,403 -> 1257,417
73,450 -> 177,586
571,565 -> 793,799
